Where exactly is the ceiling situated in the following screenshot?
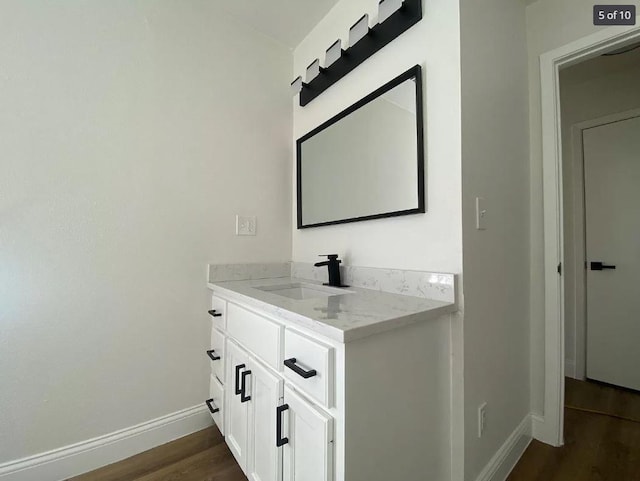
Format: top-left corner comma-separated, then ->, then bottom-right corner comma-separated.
213,0 -> 341,49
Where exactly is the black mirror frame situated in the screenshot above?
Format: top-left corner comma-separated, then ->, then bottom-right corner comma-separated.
296,64 -> 425,229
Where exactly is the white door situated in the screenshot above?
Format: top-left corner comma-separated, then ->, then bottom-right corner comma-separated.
247,358 -> 284,481
225,339 -> 251,471
282,386 -> 334,481
584,115 -> 640,391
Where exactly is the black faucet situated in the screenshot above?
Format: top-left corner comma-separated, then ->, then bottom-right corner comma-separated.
314,254 -> 347,288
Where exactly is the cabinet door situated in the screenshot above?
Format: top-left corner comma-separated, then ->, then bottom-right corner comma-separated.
282,386 -> 334,481
247,358 -> 284,481
225,339 -> 250,472
210,327 -> 225,384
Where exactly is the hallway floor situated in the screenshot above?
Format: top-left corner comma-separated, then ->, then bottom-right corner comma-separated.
508,378 -> 640,481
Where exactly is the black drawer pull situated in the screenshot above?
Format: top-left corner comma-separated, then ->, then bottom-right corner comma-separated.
234,364 -> 245,395
284,358 -> 317,379
205,398 -> 219,414
206,349 -> 220,361
208,309 -> 222,318
240,370 -> 252,403
276,404 -> 289,447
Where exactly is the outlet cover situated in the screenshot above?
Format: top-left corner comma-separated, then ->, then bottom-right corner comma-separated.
236,215 -> 257,236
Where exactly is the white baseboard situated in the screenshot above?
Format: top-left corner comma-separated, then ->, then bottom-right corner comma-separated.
0,405 -> 213,481
532,412 -> 563,447
474,414 -> 532,481
531,412 -> 545,440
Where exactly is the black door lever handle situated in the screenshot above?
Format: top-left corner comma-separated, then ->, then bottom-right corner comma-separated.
591,261 -> 616,271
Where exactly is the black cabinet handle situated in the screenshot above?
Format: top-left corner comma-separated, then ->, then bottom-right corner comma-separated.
276,404 -> 289,447
591,261 -> 616,271
240,370 -> 252,403
208,309 -> 222,318
206,349 -> 221,361
284,358 -> 317,379
205,398 -> 219,414
234,364 -> 245,395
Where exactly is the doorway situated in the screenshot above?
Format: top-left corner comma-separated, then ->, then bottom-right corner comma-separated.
559,46 -> 640,385
538,22 -> 640,447
562,104 -> 640,390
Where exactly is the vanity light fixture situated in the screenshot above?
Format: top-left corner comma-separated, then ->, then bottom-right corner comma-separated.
349,14 -> 369,47
290,75 -> 303,95
298,0 -> 422,107
306,59 -> 321,82
378,0 -> 404,24
325,39 -> 343,68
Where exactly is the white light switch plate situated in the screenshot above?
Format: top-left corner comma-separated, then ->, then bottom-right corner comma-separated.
476,197 -> 487,230
236,215 -> 257,236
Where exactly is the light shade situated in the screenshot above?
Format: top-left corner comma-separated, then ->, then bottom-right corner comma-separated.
290,76 -> 302,95
325,39 -> 342,68
349,14 -> 369,47
306,59 -> 320,82
378,0 -> 404,24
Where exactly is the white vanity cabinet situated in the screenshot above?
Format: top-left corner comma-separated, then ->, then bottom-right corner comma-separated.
206,288 -> 450,481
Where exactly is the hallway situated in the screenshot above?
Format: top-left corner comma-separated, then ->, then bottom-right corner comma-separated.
508,379 -> 640,480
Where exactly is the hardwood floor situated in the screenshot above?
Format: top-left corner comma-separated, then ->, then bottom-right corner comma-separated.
67,427 -> 247,481
565,377 -> 640,423
68,379 -> 640,481
508,379 -> 640,481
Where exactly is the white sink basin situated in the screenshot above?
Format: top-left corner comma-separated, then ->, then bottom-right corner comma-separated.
255,282 -> 352,300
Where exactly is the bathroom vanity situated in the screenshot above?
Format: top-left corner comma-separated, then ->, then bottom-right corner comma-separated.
204,273 -> 456,481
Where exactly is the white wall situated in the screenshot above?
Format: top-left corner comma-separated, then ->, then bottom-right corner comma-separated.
526,0 -> 640,414
292,2 -> 462,480
291,0 -> 462,274
459,0 -> 530,479
560,53 -> 640,377
0,0 -> 291,464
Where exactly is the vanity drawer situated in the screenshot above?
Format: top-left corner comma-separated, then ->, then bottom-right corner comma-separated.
209,294 -> 227,331
226,302 -> 282,370
283,329 -> 334,408
209,328 -> 225,383
207,375 -> 224,435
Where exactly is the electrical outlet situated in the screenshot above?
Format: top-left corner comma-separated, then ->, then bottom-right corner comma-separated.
236,215 -> 257,236
478,402 -> 487,438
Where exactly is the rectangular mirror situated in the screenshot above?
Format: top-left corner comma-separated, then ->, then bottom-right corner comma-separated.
296,65 -> 424,229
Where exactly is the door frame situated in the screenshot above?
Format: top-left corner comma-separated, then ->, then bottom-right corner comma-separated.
567,108 -> 640,381
538,19 -> 640,447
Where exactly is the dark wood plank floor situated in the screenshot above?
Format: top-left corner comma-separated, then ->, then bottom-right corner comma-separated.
69,379 -> 640,481
67,427 -> 247,481
508,379 -> 640,481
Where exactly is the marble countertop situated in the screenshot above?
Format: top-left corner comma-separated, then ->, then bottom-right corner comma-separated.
207,277 -> 456,343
